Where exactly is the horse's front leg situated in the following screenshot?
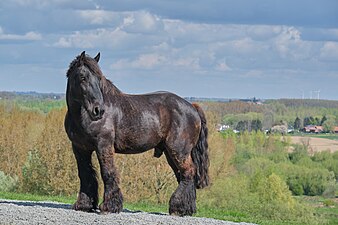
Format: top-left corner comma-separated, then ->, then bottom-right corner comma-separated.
72,144 -> 98,212
96,140 -> 123,214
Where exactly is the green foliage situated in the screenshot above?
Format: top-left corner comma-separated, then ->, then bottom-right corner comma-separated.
0,171 -> 18,192
289,144 -> 308,163
322,115 -> 336,132
311,151 -> 338,180
323,199 -> 335,207
198,172 -> 318,224
294,117 -> 302,130
1,98 -> 338,224
21,150 -> 50,195
251,119 -> 262,131
256,174 -> 295,216
0,92 -> 66,113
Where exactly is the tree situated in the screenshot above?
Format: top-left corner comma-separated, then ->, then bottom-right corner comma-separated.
294,117 -> 301,130
303,116 -> 315,126
315,117 -> 321,126
251,119 -> 262,131
320,115 -> 327,125
236,120 -> 249,132
263,111 -> 274,130
322,115 -> 336,133
270,125 -> 288,135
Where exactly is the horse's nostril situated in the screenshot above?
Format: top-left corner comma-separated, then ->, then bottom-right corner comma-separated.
94,107 -> 100,116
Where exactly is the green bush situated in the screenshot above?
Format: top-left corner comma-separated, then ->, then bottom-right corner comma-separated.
198,173 -> 318,224
256,174 -> 296,219
237,155 -> 336,197
312,151 -> 338,180
0,171 -> 18,192
322,181 -> 337,198
21,150 -> 50,195
288,144 -> 308,163
288,178 -> 304,196
285,165 -> 335,196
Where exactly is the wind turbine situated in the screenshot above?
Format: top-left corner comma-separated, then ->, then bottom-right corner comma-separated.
313,90 -> 320,100
300,89 -> 304,99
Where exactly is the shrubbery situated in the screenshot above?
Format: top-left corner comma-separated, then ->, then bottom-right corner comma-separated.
0,102 -> 337,224
202,128 -> 337,224
0,171 -> 18,192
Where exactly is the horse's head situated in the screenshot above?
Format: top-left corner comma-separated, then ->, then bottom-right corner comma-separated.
66,51 -> 105,121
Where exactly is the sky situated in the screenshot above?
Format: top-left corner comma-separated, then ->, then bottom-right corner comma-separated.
0,0 -> 338,100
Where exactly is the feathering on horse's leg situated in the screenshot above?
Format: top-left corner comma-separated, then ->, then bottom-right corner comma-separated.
96,143 -> 123,214
168,152 -> 197,216
72,144 -> 98,212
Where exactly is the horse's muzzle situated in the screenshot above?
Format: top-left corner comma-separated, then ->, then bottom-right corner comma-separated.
91,104 -> 105,120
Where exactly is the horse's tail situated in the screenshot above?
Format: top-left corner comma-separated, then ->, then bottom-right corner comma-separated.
191,103 -> 210,189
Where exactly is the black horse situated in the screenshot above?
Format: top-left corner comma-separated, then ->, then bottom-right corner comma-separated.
64,51 -> 209,216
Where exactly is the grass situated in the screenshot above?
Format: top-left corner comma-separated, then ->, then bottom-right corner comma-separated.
0,191 -> 76,204
1,191 -> 337,225
298,196 -> 338,225
291,133 -> 338,141
309,134 -> 338,141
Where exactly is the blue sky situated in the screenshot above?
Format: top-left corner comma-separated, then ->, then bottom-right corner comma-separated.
0,0 -> 338,99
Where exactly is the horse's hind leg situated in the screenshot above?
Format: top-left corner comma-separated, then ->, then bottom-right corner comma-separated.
166,147 -> 196,216
72,144 -> 98,212
163,150 -> 181,184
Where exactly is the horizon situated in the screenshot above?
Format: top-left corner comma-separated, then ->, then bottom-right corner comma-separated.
0,1 -> 337,100
1,90 -> 338,102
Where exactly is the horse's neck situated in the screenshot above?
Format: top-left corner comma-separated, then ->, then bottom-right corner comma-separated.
101,76 -> 122,96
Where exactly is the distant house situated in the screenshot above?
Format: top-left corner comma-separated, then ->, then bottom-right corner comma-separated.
302,125 -> 324,133
217,124 -> 230,132
334,127 -> 338,133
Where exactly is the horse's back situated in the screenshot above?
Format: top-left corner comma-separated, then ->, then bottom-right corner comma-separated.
113,91 -> 201,153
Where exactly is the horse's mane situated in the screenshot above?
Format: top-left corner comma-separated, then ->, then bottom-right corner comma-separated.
67,54 -> 122,96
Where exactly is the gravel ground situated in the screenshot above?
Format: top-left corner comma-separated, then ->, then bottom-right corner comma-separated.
0,199 -> 256,225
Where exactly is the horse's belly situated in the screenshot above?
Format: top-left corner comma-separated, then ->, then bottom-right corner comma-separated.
114,141 -> 158,154
114,131 -> 161,154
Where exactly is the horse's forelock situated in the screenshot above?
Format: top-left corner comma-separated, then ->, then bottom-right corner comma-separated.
66,53 -> 122,96
67,54 -> 103,78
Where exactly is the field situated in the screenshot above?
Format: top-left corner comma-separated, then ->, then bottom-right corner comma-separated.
290,135 -> 338,153
0,95 -> 338,224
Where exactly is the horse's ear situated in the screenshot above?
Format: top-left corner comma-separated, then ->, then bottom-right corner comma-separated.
80,51 -> 86,61
94,52 -> 100,63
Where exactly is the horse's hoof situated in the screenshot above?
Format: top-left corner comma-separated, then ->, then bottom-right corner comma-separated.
72,202 -> 95,212
169,210 -> 193,217
99,202 -> 123,214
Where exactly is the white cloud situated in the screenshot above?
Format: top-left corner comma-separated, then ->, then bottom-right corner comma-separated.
215,59 -> 232,72
242,70 -> 264,78
51,11 -> 335,77
111,54 -> 166,70
133,53 -> 166,69
0,27 -> 42,41
8,0 -> 70,8
246,25 -> 282,41
272,26 -> 316,60
320,42 -> 338,61
120,11 -> 164,34
78,10 -> 120,25
53,28 -> 129,48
